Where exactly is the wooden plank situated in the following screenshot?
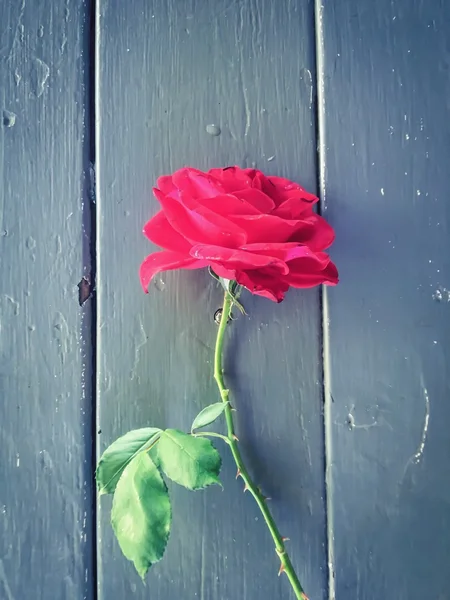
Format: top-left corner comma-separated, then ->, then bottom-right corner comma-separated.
318,1 -> 450,598
96,1 -> 327,598
0,1 -> 95,598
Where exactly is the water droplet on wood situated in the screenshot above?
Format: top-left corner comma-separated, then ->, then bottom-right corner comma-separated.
206,124 -> 221,136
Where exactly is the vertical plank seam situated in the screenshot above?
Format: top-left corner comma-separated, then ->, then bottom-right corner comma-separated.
88,0 -> 99,598
313,2 -> 336,599
93,0 -> 102,596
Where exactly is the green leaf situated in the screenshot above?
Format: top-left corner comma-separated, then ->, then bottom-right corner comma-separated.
191,402 -> 229,432
96,427 -> 161,495
158,429 -> 222,490
111,453 -> 171,579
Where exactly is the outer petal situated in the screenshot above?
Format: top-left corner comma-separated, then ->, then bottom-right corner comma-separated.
208,262 -> 237,281
284,255 -> 339,288
172,168 -> 225,199
271,195 -> 317,219
190,244 -> 289,273
258,175 -> 318,207
241,242 -> 328,264
143,211 -> 192,253
153,188 -> 247,248
140,251 -> 208,292
235,269 -> 290,303
288,214 -> 335,251
156,175 -> 176,195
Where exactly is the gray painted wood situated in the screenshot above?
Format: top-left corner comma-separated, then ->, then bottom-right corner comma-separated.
96,1 -> 327,598
0,1 -> 94,599
318,1 -> 450,598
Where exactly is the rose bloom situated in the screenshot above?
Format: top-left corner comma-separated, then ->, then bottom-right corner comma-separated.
140,166 -> 338,302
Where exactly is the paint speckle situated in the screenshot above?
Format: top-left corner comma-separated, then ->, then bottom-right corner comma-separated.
26,236 -> 36,250
53,312 -> 70,364
3,295 -> 20,316
267,155 -> 275,162
30,57 -> 50,97
433,287 -> 450,302
2,111 -> 16,127
206,124 -> 221,136
381,188 -> 385,196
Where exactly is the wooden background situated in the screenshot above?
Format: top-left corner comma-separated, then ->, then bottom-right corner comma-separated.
1,0 -> 449,598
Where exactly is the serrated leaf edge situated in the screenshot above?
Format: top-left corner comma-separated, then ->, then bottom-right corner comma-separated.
111,453 -> 172,580
96,429 -> 162,495
159,430 -> 222,491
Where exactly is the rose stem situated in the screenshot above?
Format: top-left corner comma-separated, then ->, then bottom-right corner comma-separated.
214,291 -> 308,600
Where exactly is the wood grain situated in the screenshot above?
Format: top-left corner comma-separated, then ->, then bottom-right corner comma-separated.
95,1 -> 327,598
0,1 -> 94,599
318,1 -> 450,598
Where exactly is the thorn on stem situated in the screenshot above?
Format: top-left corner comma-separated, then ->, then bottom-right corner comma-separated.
278,563 -> 286,577
236,469 -> 241,479
281,537 -> 290,542
232,434 -> 239,441
243,482 -> 249,492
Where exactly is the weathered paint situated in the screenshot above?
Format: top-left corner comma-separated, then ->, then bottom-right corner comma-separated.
318,1 -> 450,598
3,0 -> 450,598
95,1 -> 327,598
0,1 -> 95,599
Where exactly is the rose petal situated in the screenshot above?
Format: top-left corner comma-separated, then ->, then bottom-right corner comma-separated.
153,188 -> 247,248
241,242 -> 326,264
198,193 -> 261,216
208,167 -> 254,192
249,170 -> 269,191
235,268 -> 290,303
208,262 -> 237,281
288,214 -> 335,250
156,175 -> 176,195
257,175 -> 317,207
143,211 -> 192,253
233,188 -> 275,213
172,168 -> 225,199
284,256 -> 339,288
272,195 -> 318,219
140,251 -> 208,292
228,213 -> 303,243
190,244 -> 289,274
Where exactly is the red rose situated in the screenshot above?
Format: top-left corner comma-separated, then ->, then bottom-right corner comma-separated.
140,166 -> 338,302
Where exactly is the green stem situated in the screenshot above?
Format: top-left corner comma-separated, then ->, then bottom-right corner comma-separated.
214,292 -> 308,600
